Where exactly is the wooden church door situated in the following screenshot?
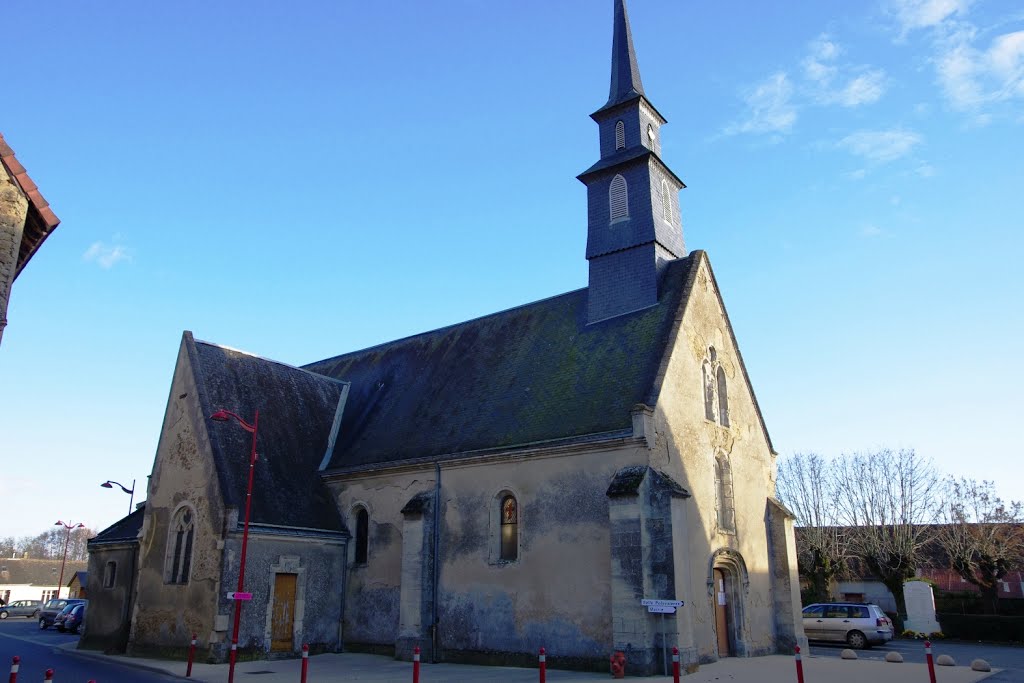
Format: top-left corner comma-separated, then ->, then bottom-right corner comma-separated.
713,568 -> 731,656
271,573 -> 297,652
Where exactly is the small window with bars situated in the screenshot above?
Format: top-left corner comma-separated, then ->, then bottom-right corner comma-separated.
661,179 -> 672,222
615,120 -> 625,150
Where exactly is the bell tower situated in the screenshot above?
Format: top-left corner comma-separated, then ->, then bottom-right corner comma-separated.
578,0 -> 686,324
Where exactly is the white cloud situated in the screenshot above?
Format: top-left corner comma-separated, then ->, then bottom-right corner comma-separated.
83,241 -> 132,269
834,70 -> 888,106
802,34 -> 887,107
936,28 -> 1024,111
838,129 -> 923,162
725,72 -> 797,135
888,0 -> 974,35
860,223 -> 884,237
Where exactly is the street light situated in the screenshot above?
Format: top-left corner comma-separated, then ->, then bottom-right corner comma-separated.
53,520 -> 84,600
100,479 -> 136,513
209,407 -> 259,683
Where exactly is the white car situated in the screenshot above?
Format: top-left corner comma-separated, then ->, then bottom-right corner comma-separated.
802,602 -> 894,649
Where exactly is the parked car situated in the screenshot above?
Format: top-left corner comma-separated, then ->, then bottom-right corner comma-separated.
802,602 -> 894,649
0,599 -> 42,619
38,598 -> 85,630
54,602 -> 81,632
63,603 -> 85,635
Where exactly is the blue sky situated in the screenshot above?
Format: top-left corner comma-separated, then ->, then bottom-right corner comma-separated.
2,0 -> 1022,538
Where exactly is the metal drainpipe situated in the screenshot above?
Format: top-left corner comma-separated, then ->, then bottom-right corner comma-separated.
431,462 -> 441,663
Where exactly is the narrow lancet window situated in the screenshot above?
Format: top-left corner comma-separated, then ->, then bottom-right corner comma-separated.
717,367 -> 729,427
354,507 -> 369,565
167,507 -> 195,584
615,120 -> 625,150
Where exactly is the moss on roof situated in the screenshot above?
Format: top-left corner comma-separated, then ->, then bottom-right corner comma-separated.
306,255 -> 700,470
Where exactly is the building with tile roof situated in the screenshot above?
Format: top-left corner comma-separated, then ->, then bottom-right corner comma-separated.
0,133 -> 60,347
85,1 -> 806,672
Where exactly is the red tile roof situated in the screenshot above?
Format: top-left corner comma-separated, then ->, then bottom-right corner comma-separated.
0,132 -> 60,279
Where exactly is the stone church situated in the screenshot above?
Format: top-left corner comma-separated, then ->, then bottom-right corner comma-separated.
84,1 -> 805,674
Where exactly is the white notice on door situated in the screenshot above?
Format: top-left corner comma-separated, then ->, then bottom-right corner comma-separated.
717,591 -> 726,605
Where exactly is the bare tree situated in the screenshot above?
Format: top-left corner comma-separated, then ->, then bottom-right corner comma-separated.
934,478 -> 1024,614
10,526 -> 94,561
833,449 -> 941,627
776,453 -> 847,603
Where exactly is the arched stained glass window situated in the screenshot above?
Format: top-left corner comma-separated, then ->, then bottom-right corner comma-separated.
500,495 -> 518,561
717,367 -> 730,427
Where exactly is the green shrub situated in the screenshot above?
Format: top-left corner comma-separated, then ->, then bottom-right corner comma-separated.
937,615 -> 1024,642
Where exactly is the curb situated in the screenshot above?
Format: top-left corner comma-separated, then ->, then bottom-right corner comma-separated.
57,642 -> 202,682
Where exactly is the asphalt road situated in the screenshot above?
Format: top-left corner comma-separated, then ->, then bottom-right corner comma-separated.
0,618 -> 180,682
810,638 -> 1024,681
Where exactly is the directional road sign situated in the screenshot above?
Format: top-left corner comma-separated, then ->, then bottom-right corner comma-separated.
641,598 -> 683,608
647,605 -> 677,614
227,591 -> 253,601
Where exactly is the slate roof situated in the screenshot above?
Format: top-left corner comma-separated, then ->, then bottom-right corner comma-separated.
0,559 -> 86,587
188,336 -> 347,532
69,571 -> 87,588
0,133 -> 60,279
602,0 -> 645,112
308,254 -> 703,472
88,504 -> 146,546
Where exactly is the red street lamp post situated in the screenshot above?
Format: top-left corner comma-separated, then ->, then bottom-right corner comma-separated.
100,479 -> 136,513
209,408 -> 259,683
53,520 -> 84,599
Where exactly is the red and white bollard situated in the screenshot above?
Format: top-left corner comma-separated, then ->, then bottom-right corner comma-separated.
186,632 -> 197,677
925,640 -> 936,683
794,645 -> 805,683
42,670 -> 53,682
9,656 -> 19,683
300,643 -> 309,683
412,645 -> 421,683
538,647 -> 546,683
672,646 -> 680,683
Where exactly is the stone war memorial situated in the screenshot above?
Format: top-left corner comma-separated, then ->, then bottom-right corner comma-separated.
83,0 -> 807,675
903,580 -> 942,635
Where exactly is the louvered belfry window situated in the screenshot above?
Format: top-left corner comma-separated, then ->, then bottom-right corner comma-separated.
609,174 -> 628,221
662,179 -> 672,222
615,120 -> 625,150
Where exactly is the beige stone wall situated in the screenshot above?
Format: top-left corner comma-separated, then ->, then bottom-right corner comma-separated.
130,341 -> 227,654
0,171 -> 29,347
330,442 -> 648,662
652,255 -> 785,661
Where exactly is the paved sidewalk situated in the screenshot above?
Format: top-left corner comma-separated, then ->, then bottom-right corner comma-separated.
62,644 -> 1000,683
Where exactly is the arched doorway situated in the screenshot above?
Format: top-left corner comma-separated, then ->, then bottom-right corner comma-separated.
708,549 -> 749,658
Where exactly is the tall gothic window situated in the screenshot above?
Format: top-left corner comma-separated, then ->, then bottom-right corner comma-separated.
615,120 -> 625,150
167,507 -> 195,584
610,175 -> 629,222
354,507 -> 369,565
715,455 -> 736,533
703,361 -> 716,421
500,495 -> 518,561
717,367 -> 730,426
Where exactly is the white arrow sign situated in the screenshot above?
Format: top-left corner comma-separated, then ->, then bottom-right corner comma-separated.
648,605 -> 677,614
641,598 -> 683,608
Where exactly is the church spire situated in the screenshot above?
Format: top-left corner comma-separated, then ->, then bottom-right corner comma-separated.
577,0 -> 686,324
605,0 -> 645,109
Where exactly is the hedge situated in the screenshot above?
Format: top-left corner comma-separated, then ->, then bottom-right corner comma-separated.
937,614 -> 1024,642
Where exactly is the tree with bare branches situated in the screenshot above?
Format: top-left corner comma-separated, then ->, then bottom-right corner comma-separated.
833,448 -> 941,628
776,452 -> 847,603
934,478 -> 1024,614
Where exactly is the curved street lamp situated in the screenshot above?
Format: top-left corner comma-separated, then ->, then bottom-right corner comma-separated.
209,407 -> 259,683
100,479 -> 136,513
54,520 -> 84,599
